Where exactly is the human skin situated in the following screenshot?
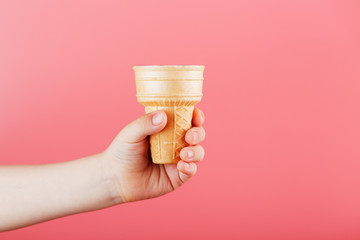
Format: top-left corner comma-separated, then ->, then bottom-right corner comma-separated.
0,107 -> 206,231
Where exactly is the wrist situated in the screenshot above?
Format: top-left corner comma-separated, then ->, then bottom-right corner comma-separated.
98,151 -> 125,205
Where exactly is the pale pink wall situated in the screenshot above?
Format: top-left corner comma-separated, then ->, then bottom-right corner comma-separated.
1,0 -> 360,239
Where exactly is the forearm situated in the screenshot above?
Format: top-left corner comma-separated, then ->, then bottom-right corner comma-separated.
0,153 -> 121,231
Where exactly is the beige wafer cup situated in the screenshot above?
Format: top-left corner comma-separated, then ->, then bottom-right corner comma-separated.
134,65 -> 204,164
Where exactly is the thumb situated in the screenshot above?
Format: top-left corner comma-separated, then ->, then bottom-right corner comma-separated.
118,111 -> 167,143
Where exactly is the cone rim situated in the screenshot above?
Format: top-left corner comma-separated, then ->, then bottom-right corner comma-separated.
133,65 -> 205,71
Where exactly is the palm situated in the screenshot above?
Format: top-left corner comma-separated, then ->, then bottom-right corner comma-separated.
112,139 -> 184,202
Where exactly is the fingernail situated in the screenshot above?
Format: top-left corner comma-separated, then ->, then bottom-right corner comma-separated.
193,132 -> 199,143
152,112 -> 163,125
187,150 -> 194,159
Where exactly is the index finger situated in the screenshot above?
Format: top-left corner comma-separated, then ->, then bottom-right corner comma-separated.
192,107 -> 205,127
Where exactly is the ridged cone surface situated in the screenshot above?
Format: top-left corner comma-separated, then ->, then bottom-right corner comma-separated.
145,105 -> 194,164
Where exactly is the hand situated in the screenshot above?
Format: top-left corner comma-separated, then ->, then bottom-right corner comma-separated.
102,107 -> 206,203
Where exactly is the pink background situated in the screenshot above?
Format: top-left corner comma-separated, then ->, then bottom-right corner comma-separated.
1,0 -> 360,239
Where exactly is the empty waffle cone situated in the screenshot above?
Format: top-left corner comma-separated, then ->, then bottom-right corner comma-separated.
134,65 -> 204,164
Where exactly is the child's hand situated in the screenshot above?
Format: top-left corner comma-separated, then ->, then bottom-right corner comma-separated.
0,107 -> 205,230
102,107 -> 206,203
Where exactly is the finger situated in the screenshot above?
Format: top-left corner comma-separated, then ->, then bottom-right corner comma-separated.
177,161 -> 197,183
185,126 -> 206,145
192,107 -> 205,127
118,111 -> 167,143
180,145 -> 205,163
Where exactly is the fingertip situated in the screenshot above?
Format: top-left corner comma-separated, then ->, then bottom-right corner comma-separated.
178,161 -> 197,183
180,149 -> 187,161
188,162 -> 197,175
118,110 -> 167,143
151,111 -> 162,125
198,108 -> 205,123
185,130 -> 197,145
151,111 -> 167,127
180,147 -> 196,162
177,161 -> 182,170
177,161 -> 197,175
185,127 -> 206,145
177,160 -> 187,171
192,107 -> 205,127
